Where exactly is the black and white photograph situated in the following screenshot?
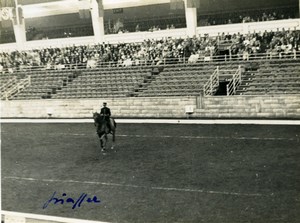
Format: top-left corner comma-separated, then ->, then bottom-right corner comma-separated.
1,0 -> 300,222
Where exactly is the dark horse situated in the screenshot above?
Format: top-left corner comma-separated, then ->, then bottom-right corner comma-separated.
93,112 -> 116,152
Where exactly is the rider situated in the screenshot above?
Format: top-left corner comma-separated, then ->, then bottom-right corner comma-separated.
100,102 -> 112,132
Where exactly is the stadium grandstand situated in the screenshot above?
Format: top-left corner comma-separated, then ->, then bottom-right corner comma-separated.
1,0 -> 300,223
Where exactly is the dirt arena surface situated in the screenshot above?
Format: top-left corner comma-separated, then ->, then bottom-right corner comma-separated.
2,122 -> 300,223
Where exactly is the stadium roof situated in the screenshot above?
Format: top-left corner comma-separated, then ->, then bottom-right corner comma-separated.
20,0 -> 169,18
20,0 -> 169,7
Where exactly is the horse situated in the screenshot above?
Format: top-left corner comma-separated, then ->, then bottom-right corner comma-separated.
93,112 -> 116,153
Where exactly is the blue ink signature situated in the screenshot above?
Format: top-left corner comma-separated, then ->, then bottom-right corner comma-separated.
43,192 -> 101,209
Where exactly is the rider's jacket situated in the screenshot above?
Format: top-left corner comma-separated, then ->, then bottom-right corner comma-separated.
100,107 -> 111,117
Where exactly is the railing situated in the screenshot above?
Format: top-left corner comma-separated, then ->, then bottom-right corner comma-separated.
4,76 -> 31,100
226,66 -> 242,96
203,67 -> 219,96
1,76 -> 17,92
203,66 -> 243,96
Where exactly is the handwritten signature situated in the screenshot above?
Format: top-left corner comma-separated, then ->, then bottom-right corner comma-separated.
43,192 -> 101,209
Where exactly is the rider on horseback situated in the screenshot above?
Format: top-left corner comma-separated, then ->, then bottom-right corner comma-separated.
100,102 -> 112,133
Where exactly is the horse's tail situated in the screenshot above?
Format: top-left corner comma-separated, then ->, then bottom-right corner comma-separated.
110,118 -> 116,143
110,118 -> 116,129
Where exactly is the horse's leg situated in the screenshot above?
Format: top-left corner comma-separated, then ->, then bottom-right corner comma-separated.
104,134 -> 108,148
100,134 -> 106,152
100,138 -> 103,149
97,133 -> 102,148
109,130 -> 115,150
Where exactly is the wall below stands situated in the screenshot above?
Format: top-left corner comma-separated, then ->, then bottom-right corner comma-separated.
1,95 -> 299,119
0,97 -> 195,118
196,95 -> 300,119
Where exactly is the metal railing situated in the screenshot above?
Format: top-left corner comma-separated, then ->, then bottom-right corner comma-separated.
226,66 -> 242,96
203,66 -> 243,96
4,76 -> 31,100
1,76 -> 17,92
203,67 -> 219,96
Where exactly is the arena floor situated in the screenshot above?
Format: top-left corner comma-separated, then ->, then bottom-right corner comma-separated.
1,121 -> 300,223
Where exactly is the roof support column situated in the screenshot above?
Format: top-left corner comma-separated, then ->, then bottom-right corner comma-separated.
13,5 -> 26,49
184,0 -> 198,37
91,0 -> 105,43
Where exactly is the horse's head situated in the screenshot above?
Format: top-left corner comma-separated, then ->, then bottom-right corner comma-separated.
93,112 -> 99,121
93,112 -> 106,123
93,112 -> 107,133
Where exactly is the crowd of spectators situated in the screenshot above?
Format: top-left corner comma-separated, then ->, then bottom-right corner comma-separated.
104,7 -> 297,34
25,25 -> 94,41
105,17 -> 183,34
0,29 -> 299,74
217,29 -> 300,61
200,7 -> 297,26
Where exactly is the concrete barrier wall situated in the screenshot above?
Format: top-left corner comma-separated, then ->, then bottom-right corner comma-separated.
1,95 -> 299,119
195,95 -> 300,119
0,97 -> 196,118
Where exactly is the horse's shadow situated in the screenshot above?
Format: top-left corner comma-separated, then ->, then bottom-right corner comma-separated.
93,112 -> 117,154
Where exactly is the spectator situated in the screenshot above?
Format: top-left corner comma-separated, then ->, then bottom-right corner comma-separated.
86,56 -> 97,69
188,52 -> 199,63
135,24 -> 140,32
123,56 -> 133,67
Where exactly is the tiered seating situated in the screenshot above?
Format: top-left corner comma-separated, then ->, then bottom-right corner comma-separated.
138,63 -> 238,97
52,67 -> 152,99
2,59 -> 299,100
238,60 -> 300,95
12,70 -> 74,100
